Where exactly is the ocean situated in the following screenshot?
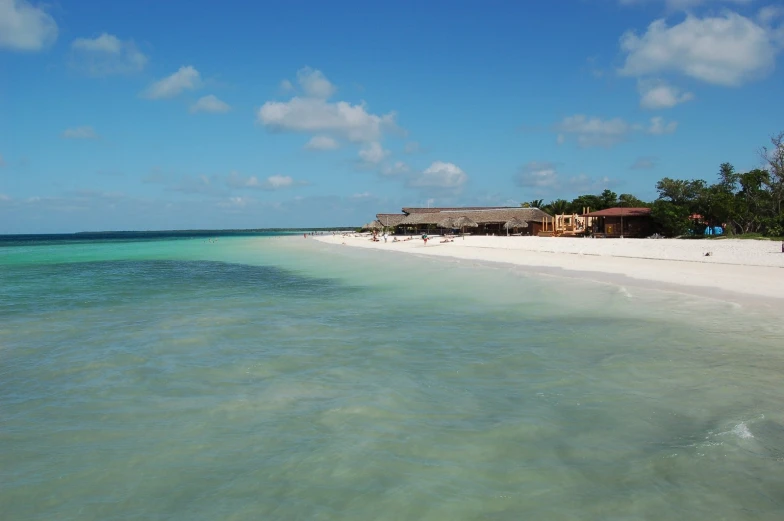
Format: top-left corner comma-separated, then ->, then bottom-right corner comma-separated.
1,234 -> 783,520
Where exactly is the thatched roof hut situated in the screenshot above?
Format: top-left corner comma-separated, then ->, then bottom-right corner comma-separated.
363,220 -> 383,230
376,213 -> 406,227
398,207 -> 550,227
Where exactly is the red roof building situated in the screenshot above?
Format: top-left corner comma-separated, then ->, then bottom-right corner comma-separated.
582,207 -> 653,238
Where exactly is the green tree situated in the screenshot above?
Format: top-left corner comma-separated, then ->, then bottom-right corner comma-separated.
569,194 -> 604,213
547,199 -> 570,215
651,200 -> 691,236
600,189 -> 618,209
618,193 -> 648,207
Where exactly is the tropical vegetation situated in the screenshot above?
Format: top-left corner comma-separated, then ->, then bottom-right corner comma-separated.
522,132 -> 784,238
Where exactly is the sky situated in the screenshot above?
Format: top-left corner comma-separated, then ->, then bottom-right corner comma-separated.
1,0 -> 784,233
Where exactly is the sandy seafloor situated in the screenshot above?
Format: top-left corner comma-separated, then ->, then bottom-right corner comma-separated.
1,234 -> 783,520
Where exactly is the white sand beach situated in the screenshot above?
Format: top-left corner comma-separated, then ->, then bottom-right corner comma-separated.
314,234 -> 784,303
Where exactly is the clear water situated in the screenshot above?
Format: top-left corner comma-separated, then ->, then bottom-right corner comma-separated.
1,236 -> 783,520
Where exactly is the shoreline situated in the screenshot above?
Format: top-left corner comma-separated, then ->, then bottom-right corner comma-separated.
312,234 -> 784,307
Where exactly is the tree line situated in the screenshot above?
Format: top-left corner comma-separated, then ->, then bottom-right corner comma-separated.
522,132 -> 784,238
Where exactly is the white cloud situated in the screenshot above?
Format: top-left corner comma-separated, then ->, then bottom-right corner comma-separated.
226,172 -> 301,191
143,66 -> 201,99
759,6 -> 784,26
218,196 -> 250,209
555,115 -> 633,148
566,173 -> 614,194
0,0 -> 57,51
619,13 -> 780,86
515,161 -> 560,188
296,67 -> 336,99
630,156 -> 658,169
556,134 -> 565,145
280,79 -> 294,92
190,94 -> 230,114
70,33 -> 147,75
0,193 -> 10,201
619,0 -> 755,9
358,142 -> 389,164
638,79 -> 694,109
409,161 -> 468,189
61,126 -> 98,139
647,116 -> 678,134
404,141 -> 421,154
262,174 -> 295,190
381,161 -> 410,176
304,135 -> 339,150
257,97 -> 396,143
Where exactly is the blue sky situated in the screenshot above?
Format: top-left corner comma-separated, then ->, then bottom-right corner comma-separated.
1,0 -> 783,232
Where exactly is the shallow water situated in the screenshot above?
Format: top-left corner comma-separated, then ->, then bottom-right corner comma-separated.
1,236 -> 783,520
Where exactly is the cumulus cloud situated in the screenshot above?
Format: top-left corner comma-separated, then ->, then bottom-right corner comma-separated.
70,33 -> 147,75
381,161 -> 410,176
304,135 -> 339,150
279,79 -> 294,92
0,0 -> 58,51
759,6 -> 784,26
296,67 -> 336,99
409,161 -> 468,189
630,156 -> 658,169
143,66 -> 201,99
555,115 -> 633,148
647,116 -> 678,135
515,161 -> 561,188
619,0 -> 755,9
638,79 -> 694,109
190,94 -> 230,114
515,161 -> 616,196
358,142 -> 390,164
554,114 -> 678,146
225,172 -> 303,191
169,174 -> 226,196
619,13 -> 780,86
61,126 -> 98,139
257,97 -> 396,143
404,141 -> 421,154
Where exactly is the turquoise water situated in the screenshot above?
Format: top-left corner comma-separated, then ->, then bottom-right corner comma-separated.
2,236 -> 783,520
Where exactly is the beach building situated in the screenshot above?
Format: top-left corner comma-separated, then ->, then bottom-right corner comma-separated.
376,207 -> 552,235
582,207 -> 653,238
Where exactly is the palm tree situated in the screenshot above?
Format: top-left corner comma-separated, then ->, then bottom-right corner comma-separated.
548,199 -> 570,215
523,199 -> 544,209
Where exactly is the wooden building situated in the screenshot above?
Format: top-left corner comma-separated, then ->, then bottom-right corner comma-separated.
582,207 -> 653,238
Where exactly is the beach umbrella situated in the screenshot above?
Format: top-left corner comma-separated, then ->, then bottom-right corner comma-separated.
453,216 -> 478,239
503,217 -> 528,236
437,217 -> 455,235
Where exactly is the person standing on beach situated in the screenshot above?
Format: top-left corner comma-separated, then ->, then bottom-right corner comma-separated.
422,233 -> 428,245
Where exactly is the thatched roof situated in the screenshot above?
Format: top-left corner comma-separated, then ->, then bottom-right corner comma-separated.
453,216 -> 478,228
437,217 -> 456,229
398,207 -> 550,226
376,213 -> 406,227
504,217 -> 528,229
363,220 -> 383,230
402,206 -> 513,214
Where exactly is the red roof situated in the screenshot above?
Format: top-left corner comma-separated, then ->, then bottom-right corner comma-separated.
583,207 -> 651,217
